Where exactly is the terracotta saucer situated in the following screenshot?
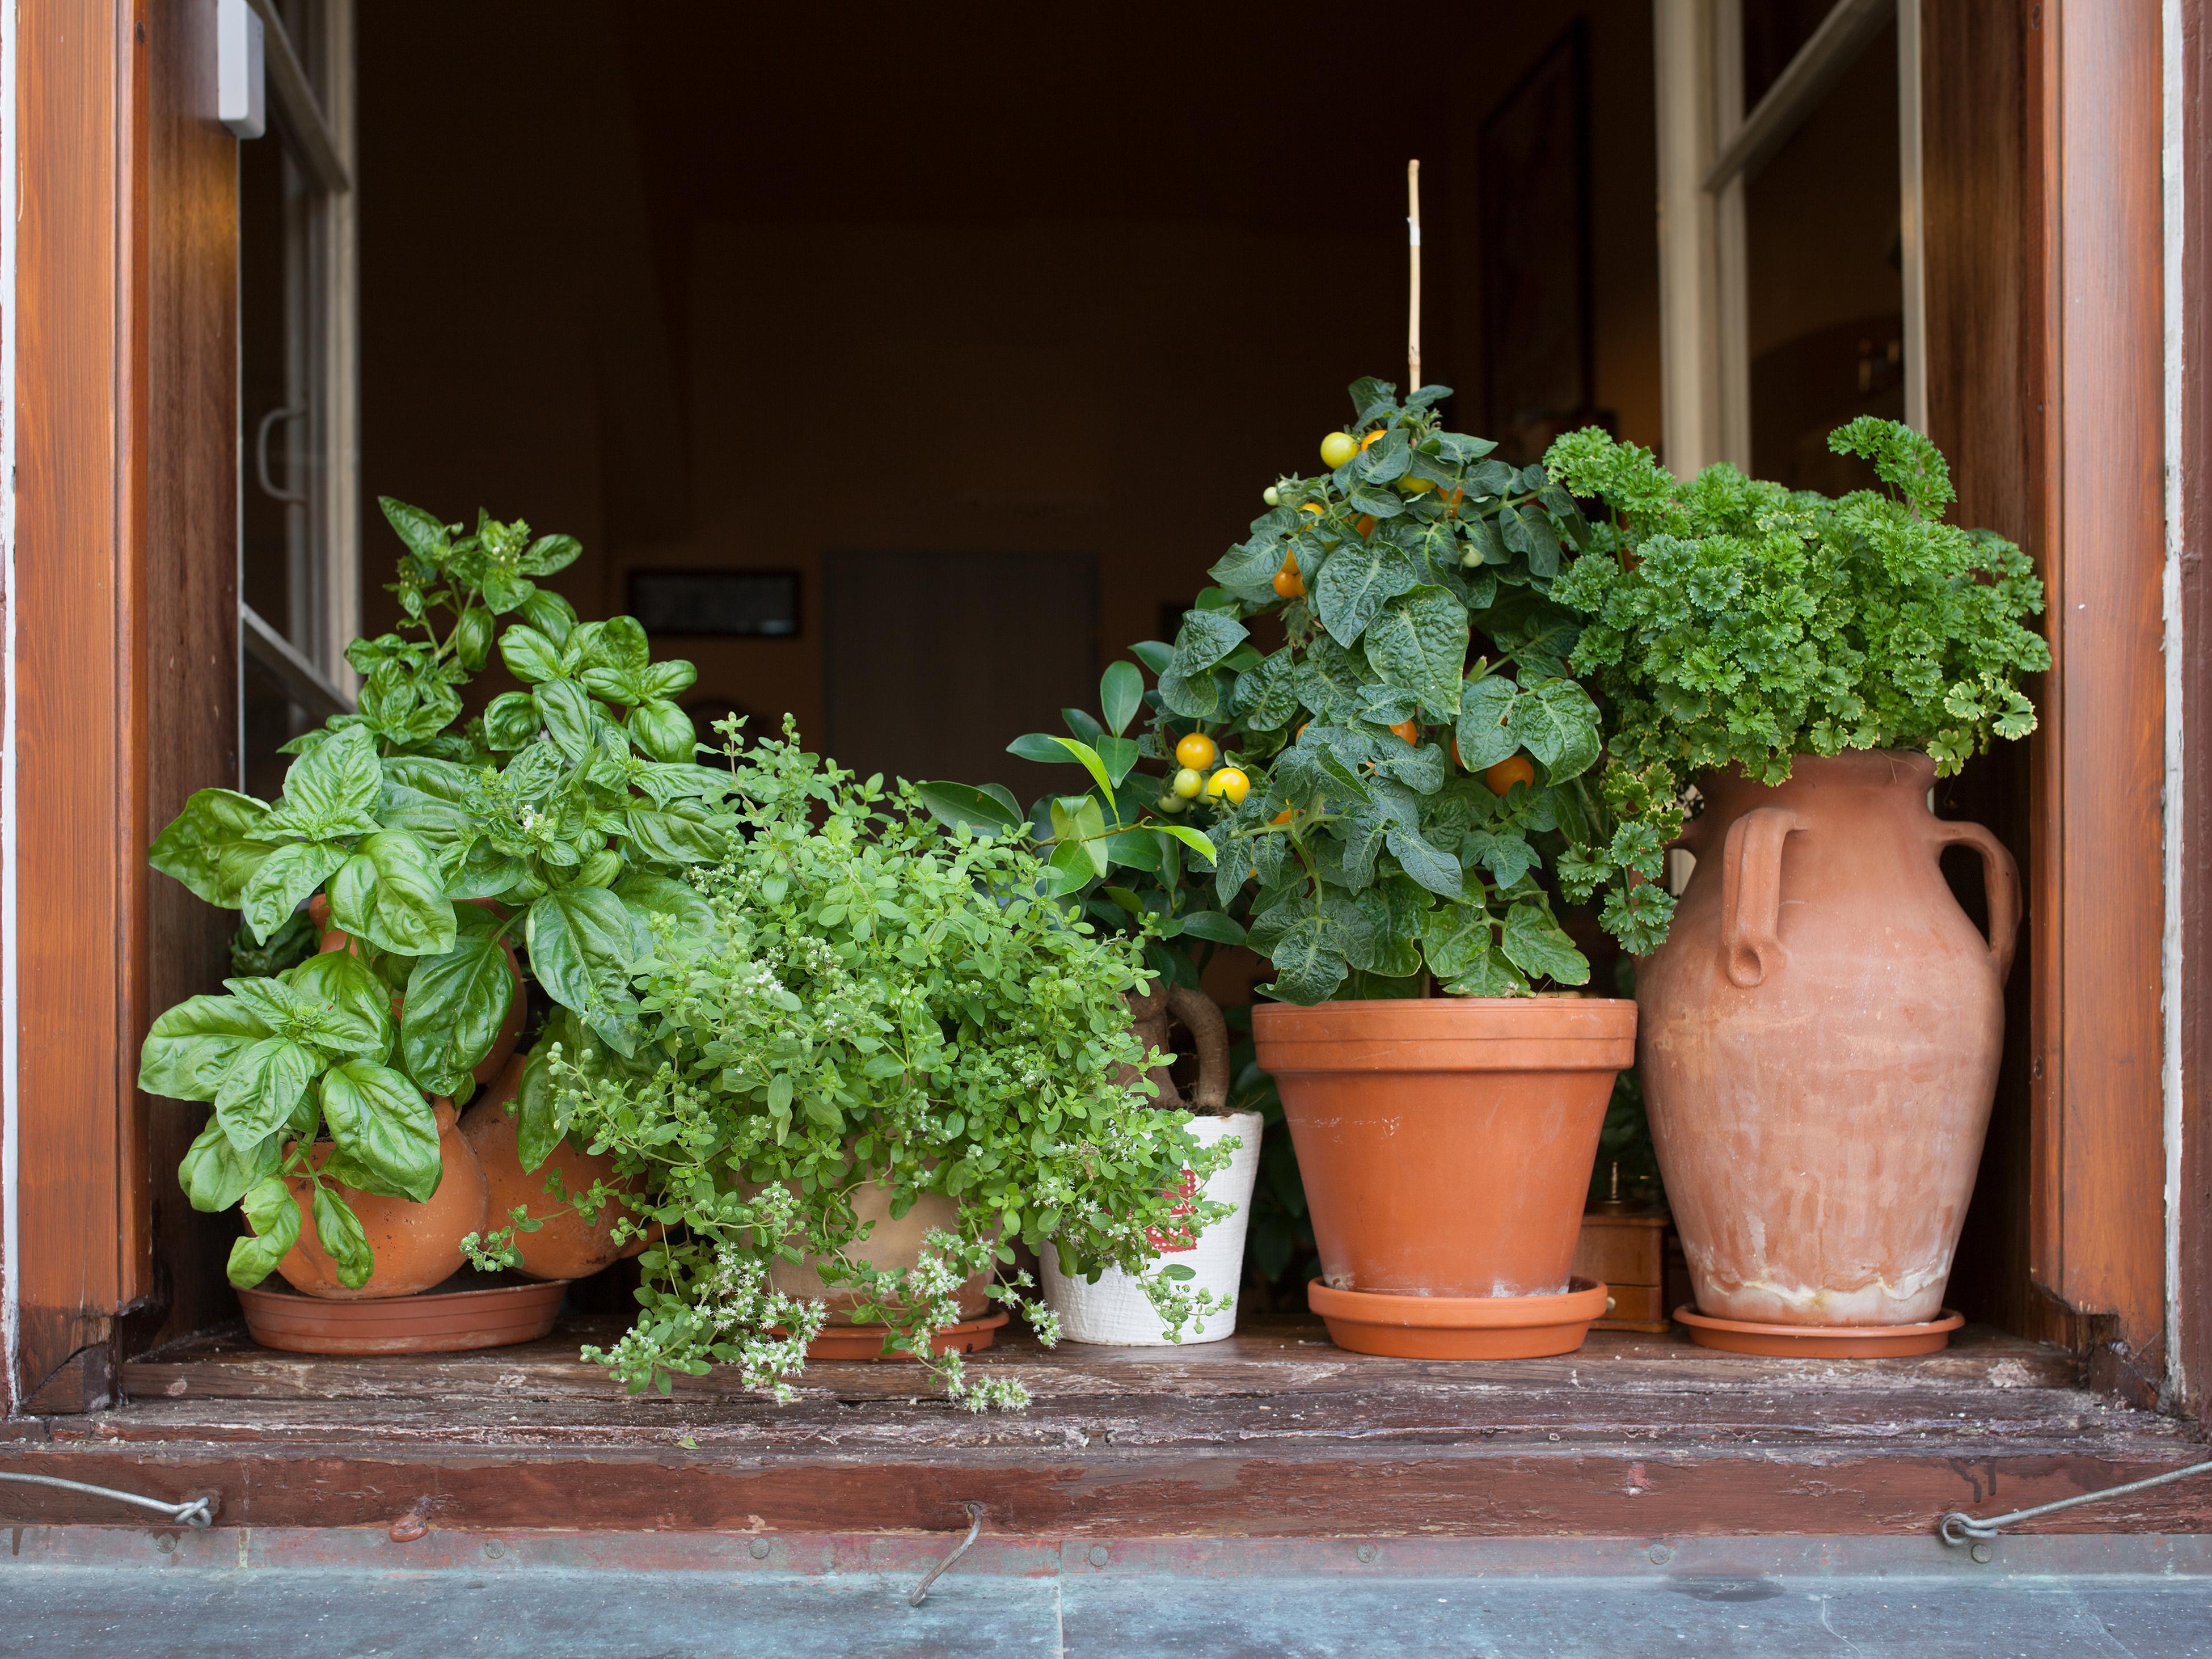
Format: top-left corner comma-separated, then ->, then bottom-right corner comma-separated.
805,1311 -> 1010,1361
239,1272 -> 568,1356
1307,1279 -> 1610,1360
1674,1306 -> 1965,1357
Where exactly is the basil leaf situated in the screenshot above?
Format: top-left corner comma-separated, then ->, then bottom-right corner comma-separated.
401,930 -> 516,1097
178,1117 -> 279,1213
320,1060 -> 442,1203
140,994 -> 272,1101
148,788 -> 276,908
311,1185 -> 377,1289
238,841 -> 348,947
520,533 -> 582,576
614,871 -> 723,955
227,1176 -> 303,1289
499,624 -> 565,685
627,698 -> 696,763
328,831 -> 458,956
526,887 -> 644,1056
214,1037 -> 322,1153
264,725 -> 382,839
286,949 -> 398,1063
514,1039 -> 565,1172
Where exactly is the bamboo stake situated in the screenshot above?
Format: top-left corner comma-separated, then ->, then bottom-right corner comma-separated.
1407,159 -> 1422,391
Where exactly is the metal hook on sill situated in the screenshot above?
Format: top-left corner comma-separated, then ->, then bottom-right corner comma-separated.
909,1502 -> 985,1607
1939,1458 -> 2212,1546
0,1471 -> 217,1529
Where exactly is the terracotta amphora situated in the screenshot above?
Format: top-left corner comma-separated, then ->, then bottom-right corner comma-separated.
460,1054 -> 639,1282
273,1099 -> 492,1299
1636,750 -> 2020,1329
1118,981 -> 1231,1112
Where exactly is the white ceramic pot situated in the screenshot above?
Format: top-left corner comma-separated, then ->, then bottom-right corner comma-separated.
1041,1111 -> 1264,1345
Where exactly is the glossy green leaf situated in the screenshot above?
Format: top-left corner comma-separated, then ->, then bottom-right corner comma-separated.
328,831 -> 458,956
915,780 -> 1025,836
213,1036 -> 322,1154
288,949 -> 398,1062
140,994 -> 273,1102
1100,661 -> 1145,736
499,625 -> 565,685
402,930 -> 514,1097
177,1118 -> 278,1213
320,1060 -> 442,1202
227,1176 -> 302,1289
628,698 -> 696,763
311,1184 -> 377,1289
148,788 -> 277,909
526,887 -> 643,1057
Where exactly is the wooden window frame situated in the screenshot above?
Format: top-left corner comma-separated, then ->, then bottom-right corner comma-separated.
0,0 -> 2194,1413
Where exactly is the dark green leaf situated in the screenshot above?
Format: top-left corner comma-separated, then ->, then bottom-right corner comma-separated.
1312,537 -> 1419,647
1265,915 -> 1350,1005
917,781 -> 1025,835
520,533 -> 583,576
1499,898 -> 1590,985
1100,661 -> 1146,736
1454,674 -> 1521,771
1365,584 -> 1470,720
526,887 -> 644,1056
401,932 -> 514,1096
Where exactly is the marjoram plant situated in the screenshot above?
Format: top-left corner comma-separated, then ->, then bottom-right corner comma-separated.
538,723 -> 1237,1407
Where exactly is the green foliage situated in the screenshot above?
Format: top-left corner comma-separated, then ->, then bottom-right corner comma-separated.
535,725 -> 1238,1407
141,500 -> 726,1287
1097,379 -> 1616,1002
1545,421 -> 2049,949
921,660 -> 1247,995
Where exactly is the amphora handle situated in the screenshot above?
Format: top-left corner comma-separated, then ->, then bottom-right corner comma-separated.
1926,819 -> 2022,985
1720,807 -> 1799,989
1164,984 -> 1231,1112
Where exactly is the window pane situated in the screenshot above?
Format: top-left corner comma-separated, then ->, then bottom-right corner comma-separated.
1742,19 -> 1902,492
239,130 -> 291,634
1743,0 -> 1843,111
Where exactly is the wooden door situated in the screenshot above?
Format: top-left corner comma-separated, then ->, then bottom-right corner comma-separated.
12,0 -> 238,1409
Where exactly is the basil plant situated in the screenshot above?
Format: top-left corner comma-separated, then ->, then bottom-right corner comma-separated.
137,500 -> 731,1290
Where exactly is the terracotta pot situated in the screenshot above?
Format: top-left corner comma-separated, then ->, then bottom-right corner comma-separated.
1636,750 -> 2021,1333
767,1183 -> 993,1327
307,893 -> 525,1086
461,1054 -> 638,1282
272,1099 -> 492,1299
1252,997 -> 1635,1358
240,1273 -> 565,1355
803,1311 -> 1008,1361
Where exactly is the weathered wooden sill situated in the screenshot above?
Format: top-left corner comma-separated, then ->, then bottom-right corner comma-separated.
3,1316 -> 2206,1538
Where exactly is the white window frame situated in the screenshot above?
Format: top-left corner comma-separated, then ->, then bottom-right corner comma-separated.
1650,0 -> 1927,476
237,0 -> 357,724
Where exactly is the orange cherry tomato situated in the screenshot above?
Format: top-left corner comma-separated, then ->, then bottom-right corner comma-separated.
1358,430 -> 1387,452
1273,548 -> 1305,599
1270,807 -> 1297,826
1450,736 -> 1462,769
1355,514 -> 1378,539
1389,719 -> 1419,746
1175,732 -> 1218,772
1484,754 -> 1538,796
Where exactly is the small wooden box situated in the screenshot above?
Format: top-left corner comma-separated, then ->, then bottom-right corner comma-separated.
1573,1209 -> 1674,1333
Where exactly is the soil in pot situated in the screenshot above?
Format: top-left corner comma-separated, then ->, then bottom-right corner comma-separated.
461,1054 -> 640,1282
271,1099 -> 492,1299
1636,750 -> 2019,1348
308,893 -> 525,1086
1253,995 -> 1635,1360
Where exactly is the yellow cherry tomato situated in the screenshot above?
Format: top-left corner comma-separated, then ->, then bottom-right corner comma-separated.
1319,432 -> 1360,469
1299,502 -> 1325,517
1401,475 -> 1437,495
1484,754 -> 1538,796
1172,766 -> 1205,799
1205,766 -> 1251,806
1175,732 -> 1219,771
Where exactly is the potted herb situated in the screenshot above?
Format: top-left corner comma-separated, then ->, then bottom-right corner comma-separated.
1106,378 -> 1643,1360
136,500 -> 724,1343
1546,419 -> 2048,1355
921,672 -> 1269,1344
538,724 -> 1238,1405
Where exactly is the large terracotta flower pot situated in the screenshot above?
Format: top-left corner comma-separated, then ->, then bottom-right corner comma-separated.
272,1099 -> 492,1299
307,893 -> 525,1086
1252,997 -> 1636,1358
1636,751 -> 2020,1350
461,1054 -> 639,1281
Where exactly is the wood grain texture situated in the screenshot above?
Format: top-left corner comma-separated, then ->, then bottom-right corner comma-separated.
129,0 -> 243,1361
12,1 -> 239,1405
1920,0 -> 2046,1345
5,1320 -> 2203,1536
15,0 -> 133,1403
2041,0 -> 2172,1379
2181,0 -> 2212,1420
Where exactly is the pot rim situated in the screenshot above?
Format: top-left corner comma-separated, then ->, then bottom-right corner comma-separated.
1251,995 -> 1635,1065
1308,1278 -> 1609,1327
